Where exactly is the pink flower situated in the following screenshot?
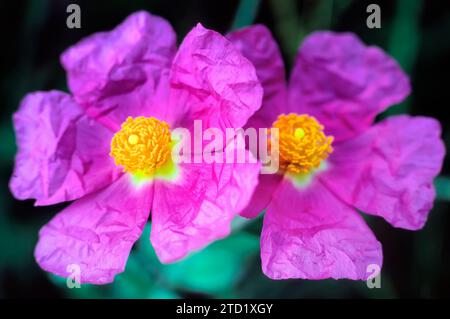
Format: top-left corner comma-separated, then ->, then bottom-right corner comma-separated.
228,25 -> 446,280
9,11 -> 263,284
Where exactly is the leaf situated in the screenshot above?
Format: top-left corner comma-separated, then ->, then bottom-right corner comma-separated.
135,223 -> 260,295
231,0 -> 261,30
383,0 -> 422,117
268,0 -> 303,63
0,121 -> 16,167
435,176 -> 450,201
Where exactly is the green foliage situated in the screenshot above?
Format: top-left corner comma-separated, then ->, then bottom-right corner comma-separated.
135,224 -> 260,296
0,121 -> 16,168
231,0 -> 261,30
383,0 -> 422,116
435,176 -> 450,201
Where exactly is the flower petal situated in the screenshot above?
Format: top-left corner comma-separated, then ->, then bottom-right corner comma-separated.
239,173 -> 283,218
227,25 -> 288,129
61,11 -> 177,130
151,152 -> 260,263
321,115 -> 445,230
169,23 -> 263,132
289,31 -> 410,141
9,91 -> 121,206
34,174 -> 153,284
261,178 -> 382,280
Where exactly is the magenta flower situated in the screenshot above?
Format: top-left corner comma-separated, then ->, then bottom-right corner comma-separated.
9,11 -> 263,284
228,26 -> 446,280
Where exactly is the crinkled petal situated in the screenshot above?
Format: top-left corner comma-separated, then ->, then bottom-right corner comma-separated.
261,178 -> 382,280
169,23 -> 263,132
61,11 -> 177,130
227,24 -> 288,129
9,91 -> 121,206
321,115 -> 445,230
151,151 -> 260,263
239,173 -> 283,218
289,31 -> 410,141
34,174 -> 153,284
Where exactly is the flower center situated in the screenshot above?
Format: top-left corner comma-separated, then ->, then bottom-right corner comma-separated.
110,116 -> 171,176
272,113 -> 333,174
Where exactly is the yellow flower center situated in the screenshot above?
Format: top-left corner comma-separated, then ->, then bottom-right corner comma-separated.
110,116 -> 171,176
272,113 -> 334,174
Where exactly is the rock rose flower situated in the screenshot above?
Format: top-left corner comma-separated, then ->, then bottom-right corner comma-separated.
9,11 -> 262,284
228,26 -> 445,280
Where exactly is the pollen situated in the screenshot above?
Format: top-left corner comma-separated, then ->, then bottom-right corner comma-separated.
110,116 -> 171,176
271,113 -> 333,174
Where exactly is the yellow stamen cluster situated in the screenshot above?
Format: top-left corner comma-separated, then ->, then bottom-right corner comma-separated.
272,113 -> 333,174
110,116 -> 171,176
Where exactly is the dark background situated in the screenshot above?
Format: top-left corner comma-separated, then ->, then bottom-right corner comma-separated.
0,0 -> 449,298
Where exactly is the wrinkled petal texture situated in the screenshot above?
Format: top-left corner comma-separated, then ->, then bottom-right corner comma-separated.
34,174 -> 153,284
151,151 -> 260,263
239,173 -> 283,218
62,11 -> 177,130
226,25 -> 286,218
169,23 -> 263,132
261,178 -> 382,280
9,91 -> 121,206
289,31 -> 411,141
321,115 -> 445,230
227,24 -> 287,129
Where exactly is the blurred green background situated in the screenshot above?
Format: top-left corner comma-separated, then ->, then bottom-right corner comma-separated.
1,0 -> 449,298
